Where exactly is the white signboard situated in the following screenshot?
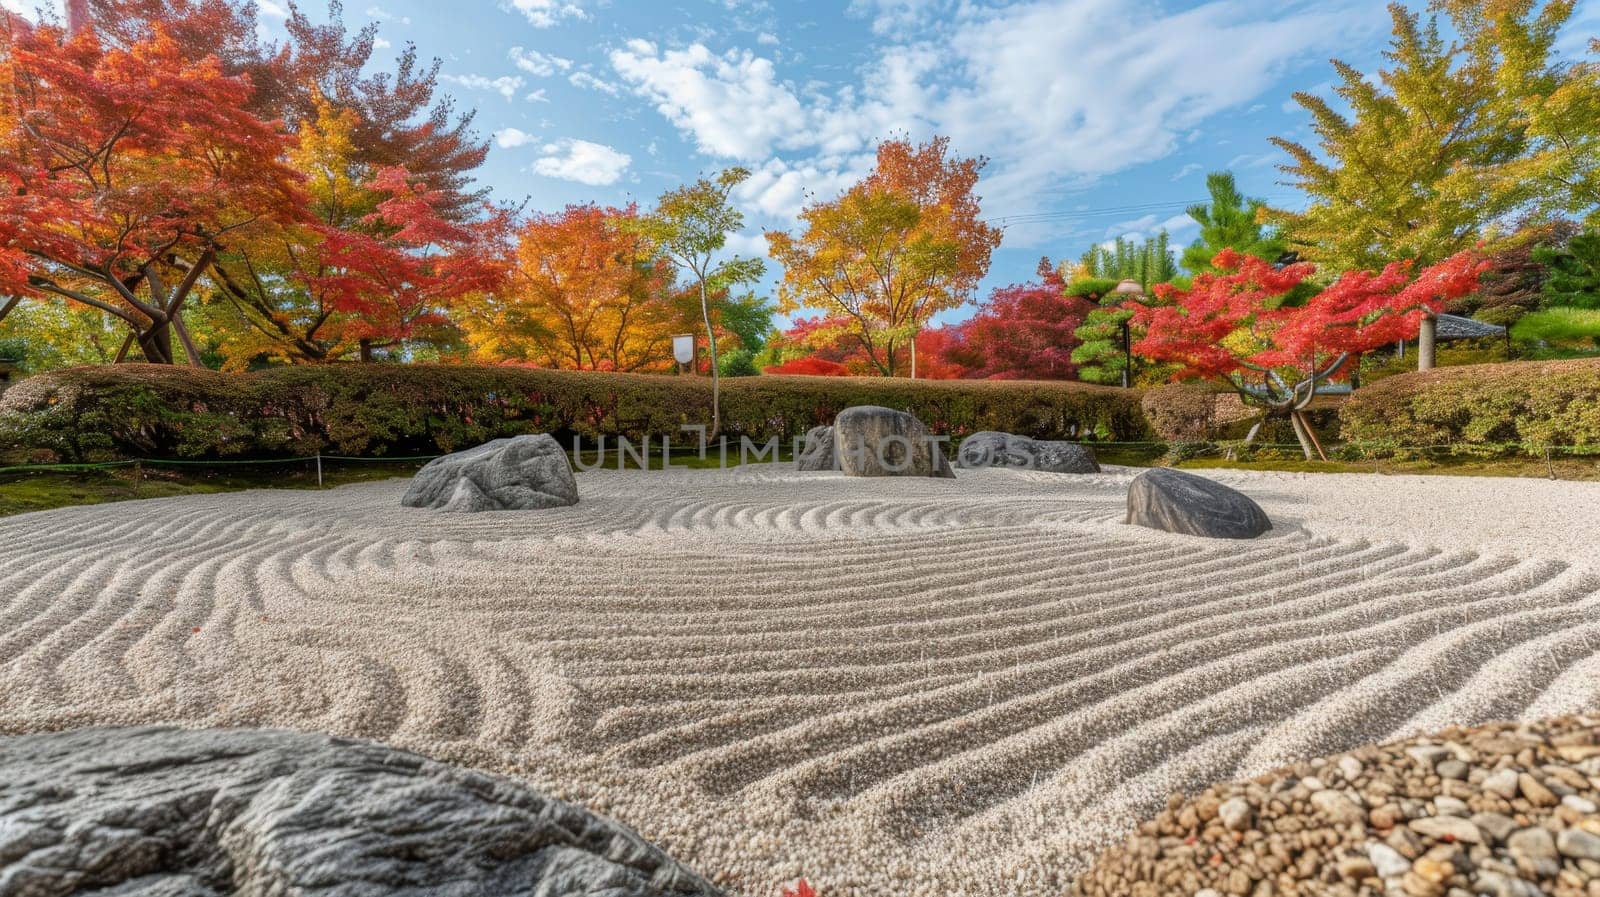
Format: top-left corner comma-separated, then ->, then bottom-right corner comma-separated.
672,334 -> 695,366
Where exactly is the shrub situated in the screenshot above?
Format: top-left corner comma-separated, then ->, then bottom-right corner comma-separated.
1340,358 -> 1600,456
1141,383 -> 1219,442
0,364 -> 1150,461
717,348 -> 759,378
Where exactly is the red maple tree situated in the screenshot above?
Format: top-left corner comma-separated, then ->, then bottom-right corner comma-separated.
0,17 -> 303,362
304,166 -> 509,360
1129,248 -> 1486,456
935,259 -> 1095,380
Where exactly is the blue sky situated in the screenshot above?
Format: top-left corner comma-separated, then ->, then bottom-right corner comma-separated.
11,0 -> 1600,321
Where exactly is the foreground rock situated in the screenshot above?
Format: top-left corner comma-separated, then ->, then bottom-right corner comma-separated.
1074,714 -> 1600,897
956,431 -> 1100,473
1125,467 -> 1270,539
402,433 -> 579,511
832,405 -> 956,478
0,726 -> 721,897
796,425 -> 836,471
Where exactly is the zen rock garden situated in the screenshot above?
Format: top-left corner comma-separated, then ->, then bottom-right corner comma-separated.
397,407 -> 1273,542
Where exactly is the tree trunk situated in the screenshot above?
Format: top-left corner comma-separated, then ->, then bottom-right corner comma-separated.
1418,314 -> 1437,371
698,279 -> 719,437
0,294 -> 21,325
360,339 -> 374,362
138,321 -> 174,365
910,331 -> 918,379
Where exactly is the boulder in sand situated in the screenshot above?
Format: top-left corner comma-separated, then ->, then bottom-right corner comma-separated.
833,405 -> 955,479
1125,467 -> 1271,539
0,726 -> 722,897
796,425 -> 836,471
956,431 -> 1100,474
403,433 -> 578,511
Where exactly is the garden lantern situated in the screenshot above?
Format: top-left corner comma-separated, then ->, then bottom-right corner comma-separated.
1113,279 -> 1144,388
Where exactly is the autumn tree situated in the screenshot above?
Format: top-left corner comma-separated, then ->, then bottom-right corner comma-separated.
635,168 -> 764,435
1272,1 -> 1599,273
1181,172 -> 1286,274
306,166 -> 508,361
0,18 -> 304,363
460,204 -> 680,371
939,258 -> 1094,380
83,0 -> 490,216
1130,249 -> 1485,458
767,136 -> 1001,379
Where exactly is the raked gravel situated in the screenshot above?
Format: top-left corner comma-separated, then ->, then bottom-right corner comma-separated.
1,464 -> 1598,896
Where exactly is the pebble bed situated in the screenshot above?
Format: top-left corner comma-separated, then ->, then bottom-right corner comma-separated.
1074,715 -> 1600,897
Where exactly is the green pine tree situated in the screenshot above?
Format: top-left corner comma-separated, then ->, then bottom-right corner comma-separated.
1181,172 -> 1287,273
1533,230 -> 1600,310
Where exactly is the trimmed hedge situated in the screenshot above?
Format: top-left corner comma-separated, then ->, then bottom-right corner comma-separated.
1340,357 -> 1600,456
0,364 -> 1150,461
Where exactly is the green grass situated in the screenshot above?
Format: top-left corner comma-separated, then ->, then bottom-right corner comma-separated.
0,461 -> 428,517
6,441 -> 1596,518
1511,307 -> 1600,346
0,445 -> 791,517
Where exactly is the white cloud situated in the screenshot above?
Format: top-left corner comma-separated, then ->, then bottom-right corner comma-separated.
495,128 -> 537,148
365,5 -> 409,24
509,46 -> 573,77
847,0 -> 961,36
1171,163 -> 1203,181
1226,151 -> 1278,170
721,231 -> 771,258
613,0 -> 1379,246
757,32 -> 779,46
441,73 -> 524,100
534,139 -> 631,185
1,0 -> 61,15
525,89 -> 550,103
569,71 -> 621,95
504,0 -> 587,28
735,157 -> 870,221
372,36 -> 391,49
610,41 -> 809,161
256,0 -> 288,17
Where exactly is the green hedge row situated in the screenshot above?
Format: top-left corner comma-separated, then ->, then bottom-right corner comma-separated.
1340,357 -> 1600,456
0,364 -> 1151,461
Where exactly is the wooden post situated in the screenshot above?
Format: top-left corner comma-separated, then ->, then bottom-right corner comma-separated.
1418,314 -> 1437,371
1289,412 -> 1315,461
315,452 -> 323,488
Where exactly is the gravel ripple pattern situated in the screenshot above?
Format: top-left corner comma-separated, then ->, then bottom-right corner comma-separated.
2,465 -> 1598,897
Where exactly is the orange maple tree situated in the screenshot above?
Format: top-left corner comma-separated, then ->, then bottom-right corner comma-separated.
460,204 -> 683,371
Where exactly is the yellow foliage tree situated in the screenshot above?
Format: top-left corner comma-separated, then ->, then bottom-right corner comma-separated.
765,137 -> 1001,377
1272,1 -> 1600,272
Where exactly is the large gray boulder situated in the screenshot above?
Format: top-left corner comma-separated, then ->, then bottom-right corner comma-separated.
1125,467 -> 1271,539
955,431 -> 1100,474
795,425 -> 835,471
832,405 -> 956,479
403,434 -> 578,512
0,726 -> 722,897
